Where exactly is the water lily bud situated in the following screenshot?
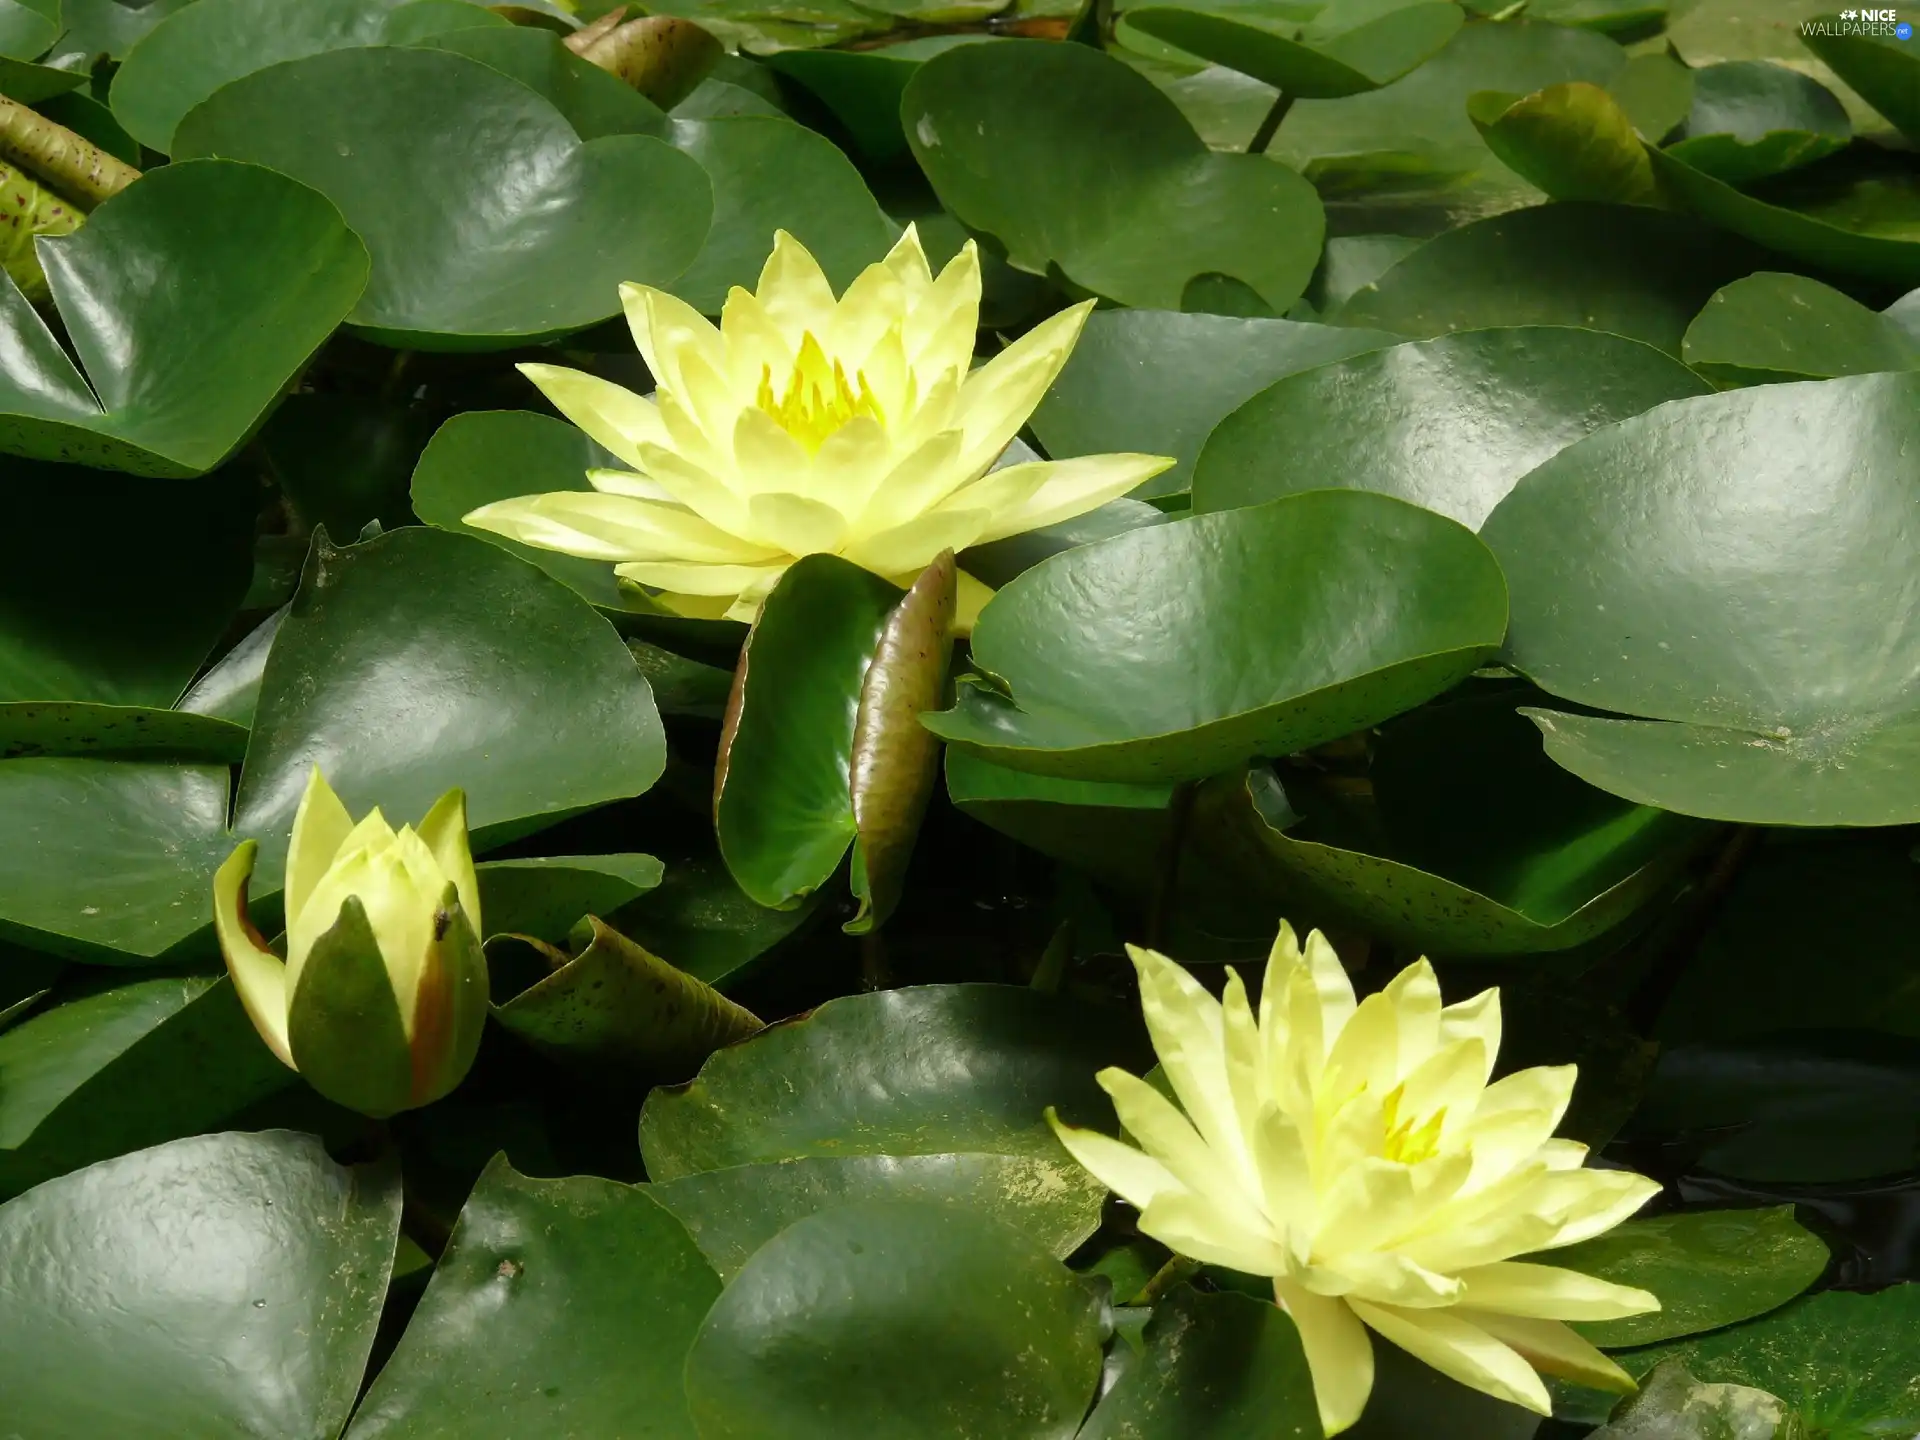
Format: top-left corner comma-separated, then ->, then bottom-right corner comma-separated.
1050,923 -> 1664,1436
213,768 -> 488,1119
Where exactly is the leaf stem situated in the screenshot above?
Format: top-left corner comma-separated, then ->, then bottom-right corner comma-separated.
1248,91 -> 1295,154
1129,1254 -> 1202,1306
1145,780 -> 1200,950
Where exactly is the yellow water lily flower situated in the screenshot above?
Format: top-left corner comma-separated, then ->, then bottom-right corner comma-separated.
463,228 -> 1171,622
1050,925 -> 1662,1434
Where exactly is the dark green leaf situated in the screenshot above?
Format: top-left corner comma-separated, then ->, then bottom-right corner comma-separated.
1684,270 -> 1920,383
1620,1286 -> 1920,1440
476,855 -> 663,944
614,848 -> 820,989
638,0 -> 887,54
640,983 -> 1149,1179
1802,27 -> 1920,145
1666,59 -> 1850,186
0,973 -> 292,1197
1338,202 -> 1761,355
174,46 -> 712,348
651,1151 -> 1105,1280
491,917 -> 763,1079
683,1200 -> 1105,1440
0,159 -> 368,476
765,36 -> 996,166
905,40 -> 1324,312
1549,1208 -> 1829,1349
347,1157 -> 720,1440
261,395 -> 439,541
44,0 -> 194,68
1193,326 -> 1708,530
233,527 -> 668,890
1079,1287 -> 1320,1439
1125,0 -> 1464,99
924,494 -> 1508,784
415,23 -> 670,139
1481,371 -> 1920,825
1467,82 -> 1659,205
0,1131 -> 399,1440
1029,310 -> 1396,500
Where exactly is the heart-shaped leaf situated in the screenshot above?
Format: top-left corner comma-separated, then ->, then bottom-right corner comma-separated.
1548,1207 -> 1829,1349
924,493 -> 1508,784
1030,310 -> 1396,499
904,39 -> 1324,312
652,1151 -> 1106,1280
640,983 -> 1149,1179
0,159 -> 368,476
1193,326 -> 1708,530
1683,270 -> 1920,383
345,1157 -> 720,1440
0,973 -> 292,1198
0,1131 -> 399,1440
1338,201 -> 1761,355
1481,371 -> 1920,824
173,46 -> 712,348
414,22 -> 670,140
683,1200 -> 1106,1440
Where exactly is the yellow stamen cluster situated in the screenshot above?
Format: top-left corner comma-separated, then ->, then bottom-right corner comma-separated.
755,332 -> 886,453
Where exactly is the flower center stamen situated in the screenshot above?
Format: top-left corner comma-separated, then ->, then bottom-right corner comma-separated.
1380,1084 -> 1447,1167
756,331 -> 885,453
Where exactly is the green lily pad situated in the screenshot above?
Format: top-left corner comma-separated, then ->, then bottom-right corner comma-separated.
1481,371 -> 1920,825
173,45 -> 712,349
904,39 -> 1324,312
346,1157 -> 720,1440
0,464 -> 254,708
1192,693 -> 1707,956
491,918 -> 763,1079
232,526 -> 668,885
0,973 -> 292,1198
1079,1287 -> 1321,1440
1029,310 -> 1396,500
640,983 -> 1149,1179
945,748 -> 1174,893
414,22 -> 671,140
0,55 -> 87,103
1666,59 -> 1850,187
177,611 -> 281,730
1466,82 -> 1660,205
1270,19 -> 1629,227
1802,27 -> 1920,144
1621,1287 -> 1920,1440
44,0 -> 194,68
1338,201 -> 1762,355
475,854 -> 664,943
1591,1361 -> 1792,1440
1192,326 -> 1709,529
0,1131 -> 400,1440
1683,270 -> 1920,384
109,0 -> 501,152
0,706 -> 247,764
1547,1207 -> 1830,1350
959,499 -> 1169,591
0,0 -> 57,59
0,159 -> 368,477
1649,145 -> 1920,290
410,409 -> 631,612
765,36 -> 996,166
613,848 -> 819,989
1665,0 -> 1883,132
1656,834 -> 1920,1044
924,493 -> 1507,784
1124,0 -> 1464,100
666,114 -> 897,316
0,761 -> 233,961
651,1151 -> 1107,1280
683,1200 -> 1106,1440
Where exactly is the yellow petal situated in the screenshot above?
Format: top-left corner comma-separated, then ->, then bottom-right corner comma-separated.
811,415 -> 892,513
952,299 -> 1093,475
838,505 -> 990,575
755,229 -> 837,344
1531,1169 -> 1664,1250
1304,927 -> 1358,1043
746,492 -> 849,555
904,239 -> 982,378
1439,987 -> 1502,1080
1047,1107 -> 1180,1211
854,430 -> 968,537
1315,1156 -> 1423,1259
1457,1310 -> 1638,1393
824,257 -> 906,370
614,558 -> 792,598
636,441 -> 755,536
882,222 -> 935,301
1096,1069 -> 1266,1233
1455,1261 -> 1660,1321
468,490 -> 774,565
1275,1279 -> 1375,1436
212,840 -> 294,1070
287,807 -> 399,979
1323,989 -> 1400,1106
1347,1300 -> 1552,1416
731,407 -> 814,498
719,284 -> 796,396
964,454 -> 1172,545
1125,944 -> 1254,1189
1382,958 -> 1443,1074
415,788 -> 480,941
1139,1189 -> 1292,1274
1396,1037 -> 1491,1144
1312,1251 -> 1464,1309
622,283 -> 725,400
587,468 -> 678,503
285,766 -> 353,935
516,363 -> 667,471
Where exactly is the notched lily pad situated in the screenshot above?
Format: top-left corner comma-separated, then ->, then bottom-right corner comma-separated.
1665,59 -> 1850,187
1683,270 -> 1920,384
924,493 -> 1508,784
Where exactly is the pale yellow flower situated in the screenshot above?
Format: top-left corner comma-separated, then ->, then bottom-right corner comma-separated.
1051,925 -> 1662,1434
463,228 -> 1171,622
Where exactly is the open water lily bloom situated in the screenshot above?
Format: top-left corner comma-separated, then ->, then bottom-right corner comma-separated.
462,228 -> 1171,622
1050,924 -> 1662,1435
